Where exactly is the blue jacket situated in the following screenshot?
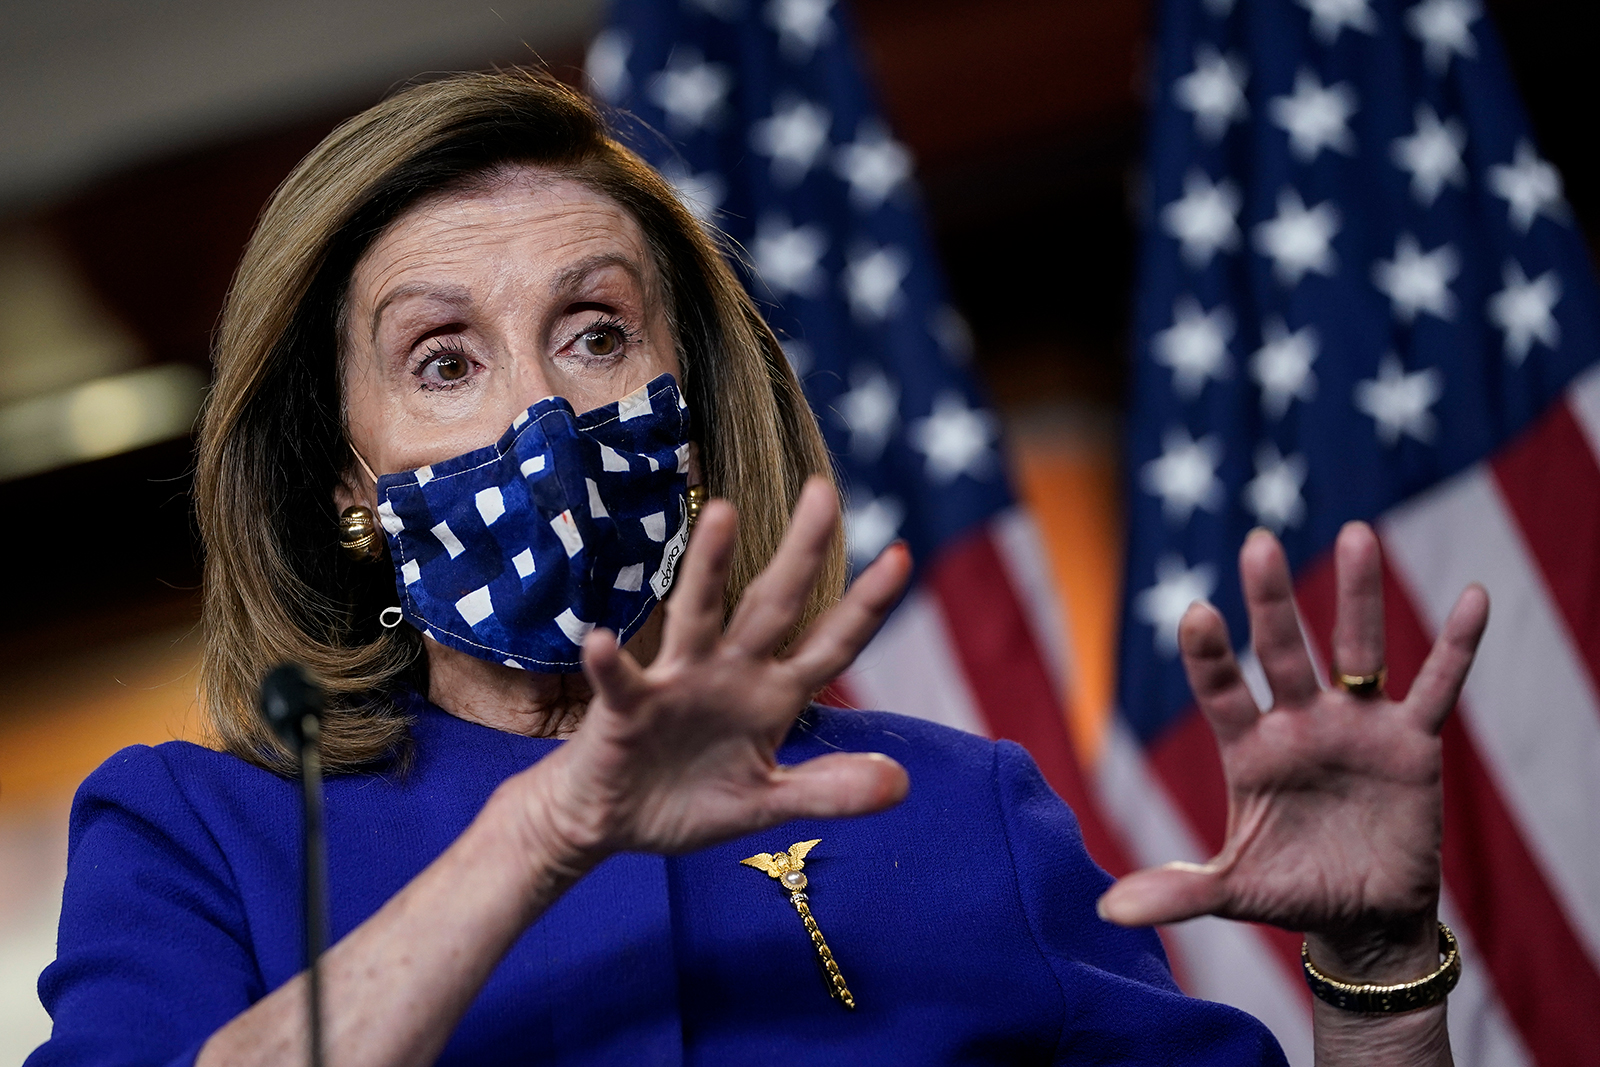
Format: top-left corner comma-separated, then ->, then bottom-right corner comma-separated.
29,700 -> 1285,1065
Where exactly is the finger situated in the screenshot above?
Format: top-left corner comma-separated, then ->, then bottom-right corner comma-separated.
761,752 -> 909,821
1240,528 -> 1320,708
785,542 -> 913,684
659,498 -> 738,662
723,477 -> 839,657
1331,522 -> 1386,687
581,628 -> 651,712
1178,599 -> 1262,744
1407,583 -> 1489,733
1095,861 -> 1228,927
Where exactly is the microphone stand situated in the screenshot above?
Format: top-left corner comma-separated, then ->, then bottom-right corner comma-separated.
260,664 -> 328,1067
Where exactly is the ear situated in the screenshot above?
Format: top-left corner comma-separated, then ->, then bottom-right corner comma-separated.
332,466 -> 375,514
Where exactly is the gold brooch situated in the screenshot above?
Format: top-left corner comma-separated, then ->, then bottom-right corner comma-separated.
741,839 -> 855,1010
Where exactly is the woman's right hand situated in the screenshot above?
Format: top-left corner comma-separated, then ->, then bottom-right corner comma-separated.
516,476 -> 913,872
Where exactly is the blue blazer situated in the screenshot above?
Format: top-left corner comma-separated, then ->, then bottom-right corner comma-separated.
29,700 -> 1285,1066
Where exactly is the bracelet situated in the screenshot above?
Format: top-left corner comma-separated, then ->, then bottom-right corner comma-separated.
1301,922 -> 1461,1013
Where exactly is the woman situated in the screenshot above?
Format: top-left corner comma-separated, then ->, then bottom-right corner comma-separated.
29,69 -> 1488,1066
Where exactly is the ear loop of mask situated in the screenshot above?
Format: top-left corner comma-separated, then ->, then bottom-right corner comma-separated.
351,445 -> 405,631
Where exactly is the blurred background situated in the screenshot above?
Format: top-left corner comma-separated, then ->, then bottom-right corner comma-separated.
0,0 -> 1590,1061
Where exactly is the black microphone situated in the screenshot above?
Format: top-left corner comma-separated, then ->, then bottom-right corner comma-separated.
259,664 -> 328,1067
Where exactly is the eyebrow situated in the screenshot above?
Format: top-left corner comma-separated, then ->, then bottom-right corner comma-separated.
548,252 -> 649,304
369,283 -> 473,343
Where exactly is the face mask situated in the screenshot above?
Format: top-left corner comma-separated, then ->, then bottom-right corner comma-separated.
374,373 -> 691,671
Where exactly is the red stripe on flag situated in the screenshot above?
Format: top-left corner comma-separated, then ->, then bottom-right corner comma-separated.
1490,400 -> 1600,699
1297,547 -> 1600,1066
926,525 -> 1133,876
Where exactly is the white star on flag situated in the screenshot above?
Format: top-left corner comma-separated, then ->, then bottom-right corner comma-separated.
766,0 -> 835,63
1489,140 -> 1569,233
1203,0 -> 1236,15
844,491 -> 904,567
1269,69 -> 1358,162
1488,261 -> 1562,366
1175,45 -> 1248,142
1391,105 -> 1467,206
1161,169 -> 1241,269
835,369 -> 899,459
1136,554 -> 1218,655
1295,0 -> 1378,44
1354,354 -> 1445,445
833,121 -> 912,211
1251,318 -> 1319,419
1405,0 -> 1480,74
1154,296 -> 1234,398
585,29 -> 631,103
750,97 -> 832,186
647,51 -> 732,133
752,215 -> 828,297
1253,188 -> 1340,288
660,160 -> 726,223
1243,443 -> 1309,533
1373,234 -> 1459,322
908,392 -> 998,483
1141,426 -> 1226,525
844,245 -> 910,321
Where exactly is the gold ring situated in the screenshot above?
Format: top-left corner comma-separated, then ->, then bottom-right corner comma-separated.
1335,667 -> 1387,698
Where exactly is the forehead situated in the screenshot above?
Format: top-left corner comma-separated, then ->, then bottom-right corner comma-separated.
349,168 -> 657,304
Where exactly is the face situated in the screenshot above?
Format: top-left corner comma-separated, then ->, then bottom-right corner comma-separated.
339,168 -> 680,497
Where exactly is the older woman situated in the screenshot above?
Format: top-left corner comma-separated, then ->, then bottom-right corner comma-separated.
28,70 -> 1487,1067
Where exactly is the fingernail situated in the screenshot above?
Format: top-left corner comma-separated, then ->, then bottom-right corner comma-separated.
1162,860 -> 1214,874
1095,894 -> 1110,921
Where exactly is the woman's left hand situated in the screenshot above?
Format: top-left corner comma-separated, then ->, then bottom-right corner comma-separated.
1097,522 -> 1488,977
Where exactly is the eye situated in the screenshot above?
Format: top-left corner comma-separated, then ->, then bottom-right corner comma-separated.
567,316 -> 639,362
414,343 -> 478,389
578,324 -> 624,357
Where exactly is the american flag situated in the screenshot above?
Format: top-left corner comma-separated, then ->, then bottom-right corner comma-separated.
584,0 -> 1128,867
1117,0 -> 1600,1062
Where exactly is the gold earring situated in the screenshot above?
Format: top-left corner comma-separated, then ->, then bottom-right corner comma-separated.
686,485 -> 706,528
339,505 -> 384,562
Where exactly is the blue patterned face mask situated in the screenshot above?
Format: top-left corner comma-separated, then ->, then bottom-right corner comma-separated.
373,373 -> 691,671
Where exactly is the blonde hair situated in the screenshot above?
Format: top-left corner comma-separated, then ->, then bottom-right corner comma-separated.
196,69 -> 844,773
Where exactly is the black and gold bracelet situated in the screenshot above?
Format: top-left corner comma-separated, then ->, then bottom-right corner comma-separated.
1301,922 -> 1461,1013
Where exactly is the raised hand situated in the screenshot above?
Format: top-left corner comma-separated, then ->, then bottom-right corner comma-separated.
525,477 -> 912,865
1098,522 -> 1488,960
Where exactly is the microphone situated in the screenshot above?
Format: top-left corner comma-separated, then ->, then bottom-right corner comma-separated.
259,664 -> 328,1067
